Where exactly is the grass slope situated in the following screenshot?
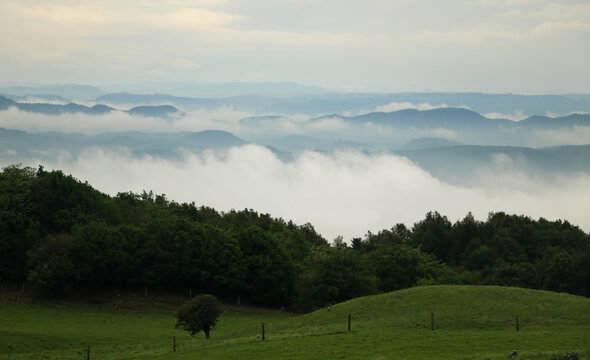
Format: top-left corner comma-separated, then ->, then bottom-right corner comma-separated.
1,285 -> 589,360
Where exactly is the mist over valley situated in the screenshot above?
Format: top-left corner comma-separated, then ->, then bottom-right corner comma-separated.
2,85 -> 590,241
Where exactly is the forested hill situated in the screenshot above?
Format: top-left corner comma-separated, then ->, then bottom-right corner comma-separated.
1,165 -> 589,311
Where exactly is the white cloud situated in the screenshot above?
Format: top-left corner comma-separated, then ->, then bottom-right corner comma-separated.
9,4 -> 109,24
1,0 -> 589,93
4,145 -> 589,241
484,110 -> 527,121
0,107 -> 253,135
430,128 -> 458,140
534,126 -> 590,146
545,111 -> 588,118
363,122 -> 393,136
307,117 -> 349,132
164,7 -> 238,30
374,102 -> 451,113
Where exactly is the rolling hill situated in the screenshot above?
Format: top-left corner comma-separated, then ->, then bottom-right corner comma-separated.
1,285 -> 588,359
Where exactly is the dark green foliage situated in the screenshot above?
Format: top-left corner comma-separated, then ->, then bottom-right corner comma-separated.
238,226 -> 296,306
0,165 -> 40,281
411,211 -> 453,263
412,211 -> 590,296
369,244 -> 442,292
1,164 -> 589,311
296,247 -> 377,311
175,294 -> 222,339
0,165 -> 327,306
29,169 -> 110,235
27,233 -> 77,295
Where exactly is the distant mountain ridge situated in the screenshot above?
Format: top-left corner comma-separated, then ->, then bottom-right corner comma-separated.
396,144 -> 590,185
0,84 -> 106,101
126,105 -> 183,119
0,127 -> 247,162
4,83 -> 590,116
96,92 -> 222,111
400,137 -> 463,150
0,95 -> 182,118
317,107 -> 590,131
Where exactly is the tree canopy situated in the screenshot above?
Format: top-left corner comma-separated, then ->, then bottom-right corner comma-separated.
175,294 -> 222,339
1,165 -> 589,310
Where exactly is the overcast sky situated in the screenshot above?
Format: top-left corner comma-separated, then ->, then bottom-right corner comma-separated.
1,0 -> 589,93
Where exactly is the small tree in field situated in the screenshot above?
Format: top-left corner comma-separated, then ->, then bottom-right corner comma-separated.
175,294 -> 222,339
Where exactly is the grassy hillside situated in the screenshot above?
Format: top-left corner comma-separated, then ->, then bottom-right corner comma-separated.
1,285 -> 589,359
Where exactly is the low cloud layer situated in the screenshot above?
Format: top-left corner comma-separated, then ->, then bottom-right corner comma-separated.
484,110 -> 528,121
373,102 -> 454,113
4,145 -> 589,241
0,106 -> 252,135
533,125 -> 590,146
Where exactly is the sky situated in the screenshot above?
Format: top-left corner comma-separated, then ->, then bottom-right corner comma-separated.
1,0 -> 590,93
1,0 -> 590,241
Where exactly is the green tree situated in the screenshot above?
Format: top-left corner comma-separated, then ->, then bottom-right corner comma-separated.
0,165 -> 40,281
369,244 -> 442,292
27,233 -> 77,295
411,211 -> 452,262
237,226 -> 296,306
296,247 -> 377,311
175,294 -> 222,339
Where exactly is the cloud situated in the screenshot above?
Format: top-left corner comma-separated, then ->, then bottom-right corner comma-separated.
430,128 -> 458,140
307,117 -> 349,132
533,126 -> 590,146
2,0 -> 589,92
239,116 -> 304,137
9,4 -> 109,24
484,110 -> 527,121
499,3 -> 590,23
373,102 -> 470,113
0,107 -> 252,135
5,96 -> 69,105
7,3 -> 238,30
164,7 -> 238,30
545,110 -> 588,118
4,145 -> 589,241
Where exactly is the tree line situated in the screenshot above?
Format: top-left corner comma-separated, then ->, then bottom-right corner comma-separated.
1,165 -> 589,311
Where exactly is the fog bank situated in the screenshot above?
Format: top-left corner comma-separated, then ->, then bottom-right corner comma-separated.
4,145 -> 589,241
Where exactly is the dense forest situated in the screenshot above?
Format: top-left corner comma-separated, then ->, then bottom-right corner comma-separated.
1,165 -> 589,311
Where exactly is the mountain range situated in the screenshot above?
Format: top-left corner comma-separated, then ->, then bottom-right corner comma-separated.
2,83 -> 590,116
0,95 -> 182,119
2,125 -> 590,186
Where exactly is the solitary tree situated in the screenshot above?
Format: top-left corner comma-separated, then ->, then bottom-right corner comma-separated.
175,294 -> 222,339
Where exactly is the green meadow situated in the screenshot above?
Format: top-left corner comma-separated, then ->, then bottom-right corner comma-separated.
1,285 -> 589,360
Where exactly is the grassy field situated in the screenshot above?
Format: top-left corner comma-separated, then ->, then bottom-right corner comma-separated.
1,285 -> 589,360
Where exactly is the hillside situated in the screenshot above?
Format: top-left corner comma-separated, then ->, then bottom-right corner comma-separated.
1,285 -> 589,359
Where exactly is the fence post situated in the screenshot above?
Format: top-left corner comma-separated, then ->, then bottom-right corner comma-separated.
348,314 -> 351,331
516,316 -> 519,331
87,345 -> 90,360
261,322 -> 265,340
173,336 -> 176,352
